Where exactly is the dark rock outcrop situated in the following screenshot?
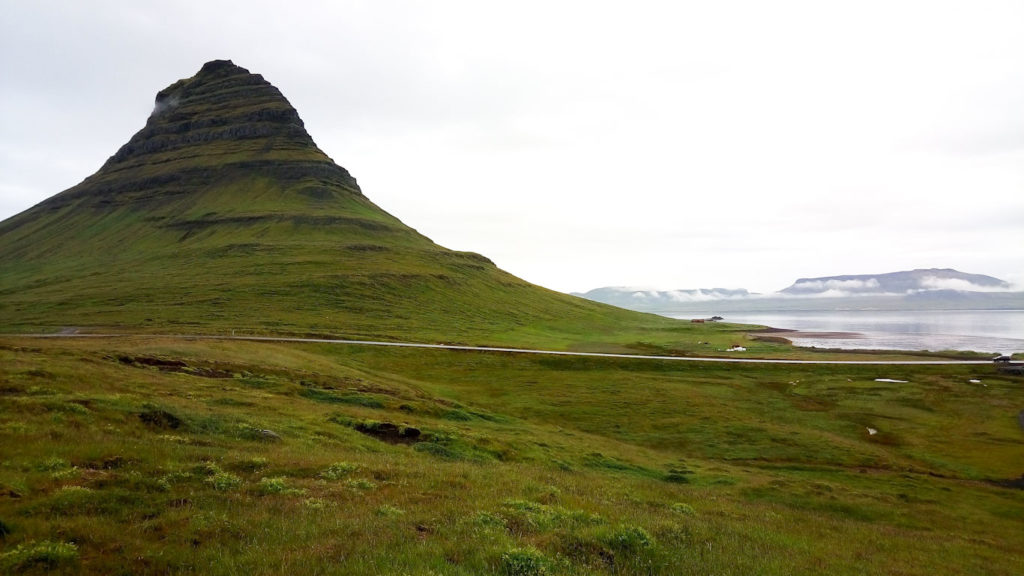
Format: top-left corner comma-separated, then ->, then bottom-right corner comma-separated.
112,59 -> 314,165
139,409 -> 182,430
354,421 -> 422,445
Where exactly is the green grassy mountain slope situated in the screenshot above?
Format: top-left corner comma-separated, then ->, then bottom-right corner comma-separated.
0,60 -> 683,347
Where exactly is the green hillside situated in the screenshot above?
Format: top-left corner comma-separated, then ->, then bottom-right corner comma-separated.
1,335 -> 1022,575
0,60 -> 686,349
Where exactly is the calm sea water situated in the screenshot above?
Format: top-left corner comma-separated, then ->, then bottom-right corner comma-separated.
666,309 -> 1024,354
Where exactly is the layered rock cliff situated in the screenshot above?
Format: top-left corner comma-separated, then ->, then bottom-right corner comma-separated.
45,59 -> 359,210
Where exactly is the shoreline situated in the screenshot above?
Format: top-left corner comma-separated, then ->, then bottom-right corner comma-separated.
750,327 -> 864,341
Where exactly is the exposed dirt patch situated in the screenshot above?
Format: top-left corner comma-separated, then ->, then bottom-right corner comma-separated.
344,243 -> 389,252
96,455 -> 133,470
990,475 -> 1024,490
789,395 -> 836,412
115,355 -> 234,378
120,355 -> 186,369
354,421 -> 422,445
0,485 -> 24,499
139,409 -> 182,430
0,345 -> 43,353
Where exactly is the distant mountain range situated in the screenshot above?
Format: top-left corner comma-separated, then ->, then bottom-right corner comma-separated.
575,268 -> 1024,313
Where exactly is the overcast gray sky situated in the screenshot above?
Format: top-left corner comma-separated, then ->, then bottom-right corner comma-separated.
2,0 -> 1022,293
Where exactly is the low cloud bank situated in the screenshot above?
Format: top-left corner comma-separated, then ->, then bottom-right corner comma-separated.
627,288 -> 753,302
790,279 -> 881,292
775,288 -> 896,299
917,276 -> 1014,293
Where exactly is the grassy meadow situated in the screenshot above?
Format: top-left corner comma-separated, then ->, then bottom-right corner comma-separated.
1,334 -> 1021,575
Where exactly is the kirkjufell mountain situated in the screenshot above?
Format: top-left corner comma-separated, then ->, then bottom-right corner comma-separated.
46,59 -> 361,212
0,60 -> 656,342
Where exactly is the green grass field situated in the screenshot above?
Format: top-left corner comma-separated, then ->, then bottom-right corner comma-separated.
2,335 -> 1021,575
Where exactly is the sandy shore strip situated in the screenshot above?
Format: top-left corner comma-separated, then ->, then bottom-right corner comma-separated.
750,328 -> 864,341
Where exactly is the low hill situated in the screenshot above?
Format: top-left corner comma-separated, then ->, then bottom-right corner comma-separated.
0,60 -> 681,348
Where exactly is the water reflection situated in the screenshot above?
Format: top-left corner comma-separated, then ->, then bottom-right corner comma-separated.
668,310 -> 1024,353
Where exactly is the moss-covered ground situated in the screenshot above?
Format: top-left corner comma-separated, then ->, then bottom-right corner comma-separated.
1,335 -> 1021,575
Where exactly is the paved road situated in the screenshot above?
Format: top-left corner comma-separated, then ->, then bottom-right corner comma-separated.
11,332 -> 997,365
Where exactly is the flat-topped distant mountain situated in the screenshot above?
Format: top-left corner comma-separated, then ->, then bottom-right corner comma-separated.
577,268 -> 1023,313
780,268 -> 1011,296
0,60 -> 674,344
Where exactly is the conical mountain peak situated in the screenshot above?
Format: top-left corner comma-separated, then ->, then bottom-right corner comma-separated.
114,59 -> 312,167
148,61 -> 269,121
53,60 -> 358,210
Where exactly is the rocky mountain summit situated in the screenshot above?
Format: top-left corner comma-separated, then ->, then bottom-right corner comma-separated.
47,59 -> 359,212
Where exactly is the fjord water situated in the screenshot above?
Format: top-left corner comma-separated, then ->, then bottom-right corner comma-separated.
668,309 -> 1024,354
